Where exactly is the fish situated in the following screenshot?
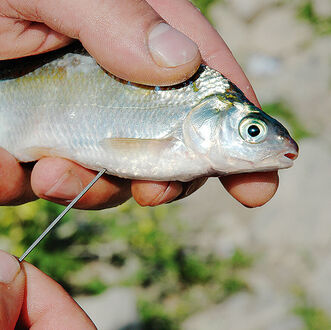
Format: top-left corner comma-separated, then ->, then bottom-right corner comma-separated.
0,42 -> 298,182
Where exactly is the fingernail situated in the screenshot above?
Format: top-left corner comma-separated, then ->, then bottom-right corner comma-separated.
45,170 -> 83,200
148,22 -> 199,67
0,250 -> 20,283
186,178 -> 208,196
150,182 -> 183,206
185,182 -> 197,197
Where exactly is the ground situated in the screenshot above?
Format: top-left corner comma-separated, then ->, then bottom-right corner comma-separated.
76,1 -> 331,328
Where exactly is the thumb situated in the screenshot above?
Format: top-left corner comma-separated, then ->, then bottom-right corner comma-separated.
0,250 -> 25,329
1,0 -> 201,86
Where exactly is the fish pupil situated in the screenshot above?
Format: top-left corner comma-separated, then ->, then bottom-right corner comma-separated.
248,125 -> 260,137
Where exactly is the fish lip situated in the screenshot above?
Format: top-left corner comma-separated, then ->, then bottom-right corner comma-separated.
259,144 -> 298,167
277,148 -> 298,168
279,155 -> 294,168
284,152 -> 298,160
277,137 -> 299,167
260,147 -> 298,169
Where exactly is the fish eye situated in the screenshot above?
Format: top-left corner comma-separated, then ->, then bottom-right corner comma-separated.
239,117 -> 268,143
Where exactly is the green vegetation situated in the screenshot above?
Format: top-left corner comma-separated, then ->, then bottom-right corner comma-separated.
263,102 -> 312,140
293,288 -> 331,330
295,306 -> 331,330
297,1 -> 331,35
139,301 -> 179,330
0,200 -> 108,294
191,0 -> 220,23
192,0 -> 331,34
79,278 -> 109,296
0,199 -> 252,328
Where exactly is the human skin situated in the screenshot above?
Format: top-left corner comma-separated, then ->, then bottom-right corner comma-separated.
0,250 -> 97,328
0,0 -> 278,209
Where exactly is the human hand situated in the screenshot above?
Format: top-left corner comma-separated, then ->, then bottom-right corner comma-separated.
0,250 -> 96,329
0,0 -> 278,208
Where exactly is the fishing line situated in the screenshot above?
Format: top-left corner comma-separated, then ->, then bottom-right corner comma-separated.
18,168 -> 107,262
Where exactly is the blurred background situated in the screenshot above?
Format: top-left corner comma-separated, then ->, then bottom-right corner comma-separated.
0,0 -> 330,329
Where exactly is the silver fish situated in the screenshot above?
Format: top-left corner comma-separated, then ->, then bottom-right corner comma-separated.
0,43 -> 298,182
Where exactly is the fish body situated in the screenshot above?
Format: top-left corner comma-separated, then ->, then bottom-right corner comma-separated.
0,44 -> 298,182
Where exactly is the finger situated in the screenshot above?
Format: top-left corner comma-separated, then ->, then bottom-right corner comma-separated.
147,0 -> 259,106
131,180 -> 183,206
173,177 -> 208,202
1,0 -> 201,85
0,250 -> 25,329
17,261 -> 96,329
131,178 -> 208,206
147,0 -> 278,206
220,171 -> 279,207
31,157 -> 131,209
0,148 -> 36,205
0,15 -> 72,59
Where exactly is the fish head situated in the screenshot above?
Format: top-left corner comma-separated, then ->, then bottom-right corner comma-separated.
214,101 -> 299,173
184,95 -> 298,174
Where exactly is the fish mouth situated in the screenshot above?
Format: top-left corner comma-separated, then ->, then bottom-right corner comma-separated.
283,135 -> 298,158
279,141 -> 299,167
284,152 -> 298,160
279,154 -> 295,168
